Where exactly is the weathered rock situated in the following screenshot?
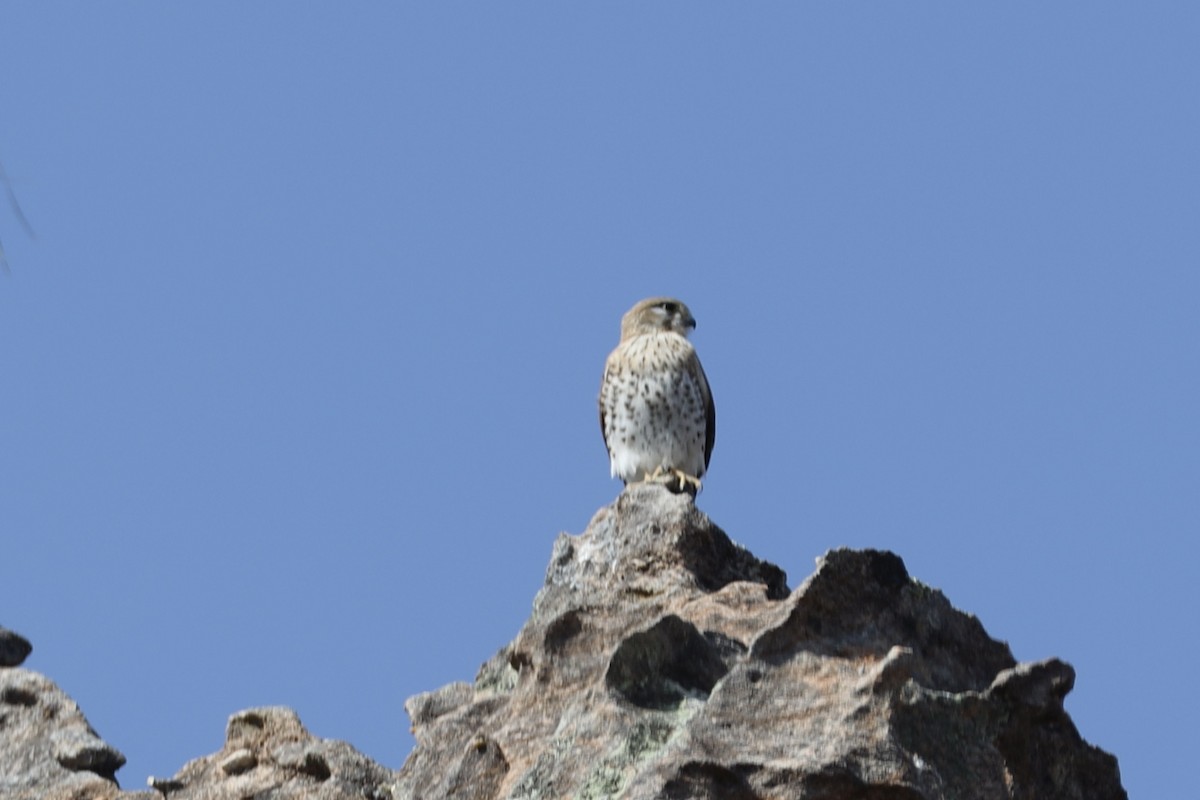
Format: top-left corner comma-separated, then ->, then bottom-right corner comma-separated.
0,666 -> 136,800
393,483 -> 1127,799
144,706 -> 394,800
0,626 -> 33,667
2,488 -> 1126,799
0,668 -> 390,799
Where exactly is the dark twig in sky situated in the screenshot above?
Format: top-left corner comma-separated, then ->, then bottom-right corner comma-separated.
0,158 -> 36,275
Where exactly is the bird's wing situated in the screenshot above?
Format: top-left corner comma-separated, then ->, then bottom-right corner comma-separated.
598,356 -> 615,457
690,350 -> 716,472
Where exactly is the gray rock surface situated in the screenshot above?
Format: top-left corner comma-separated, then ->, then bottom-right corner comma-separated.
0,679 -> 392,800
2,484 -> 1127,798
144,706 -> 394,800
0,627 -> 32,667
0,666 -> 133,800
394,483 -> 1127,799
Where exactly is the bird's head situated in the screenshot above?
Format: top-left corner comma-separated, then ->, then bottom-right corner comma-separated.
619,297 -> 697,341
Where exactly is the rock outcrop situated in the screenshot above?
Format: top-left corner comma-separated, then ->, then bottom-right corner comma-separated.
395,484 -> 1125,799
143,707 -> 394,800
0,668 -> 392,800
2,485 -> 1126,799
0,627 -> 32,668
0,666 -> 131,800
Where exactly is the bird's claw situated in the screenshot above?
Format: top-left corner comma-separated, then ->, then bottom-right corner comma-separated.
642,466 -> 702,494
671,469 -> 703,494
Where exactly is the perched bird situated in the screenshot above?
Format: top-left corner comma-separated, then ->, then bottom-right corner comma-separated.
599,297 -> 715,493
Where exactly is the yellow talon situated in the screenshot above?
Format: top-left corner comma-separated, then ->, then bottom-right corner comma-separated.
671,469 -> 703,494
639,466 -> 702,494
642,465 -> 667,483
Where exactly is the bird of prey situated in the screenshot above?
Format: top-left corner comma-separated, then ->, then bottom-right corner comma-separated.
599,297 -> 715,493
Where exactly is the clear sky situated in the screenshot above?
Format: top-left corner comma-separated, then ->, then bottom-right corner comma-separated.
1,5 -> 1195,797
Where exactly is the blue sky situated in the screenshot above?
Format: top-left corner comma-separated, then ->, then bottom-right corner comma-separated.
1,5 -> 1195,796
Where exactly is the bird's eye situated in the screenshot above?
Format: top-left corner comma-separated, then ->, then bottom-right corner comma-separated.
659,301 -> 678,314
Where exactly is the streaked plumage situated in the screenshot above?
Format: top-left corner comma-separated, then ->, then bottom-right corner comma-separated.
599,297 -> 715,492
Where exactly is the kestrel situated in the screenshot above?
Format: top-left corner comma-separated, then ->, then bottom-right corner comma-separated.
599,297 -> 715,493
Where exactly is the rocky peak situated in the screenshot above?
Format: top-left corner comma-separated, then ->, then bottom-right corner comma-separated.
395,484 -> 1125,799
1,485 -> 1126,799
